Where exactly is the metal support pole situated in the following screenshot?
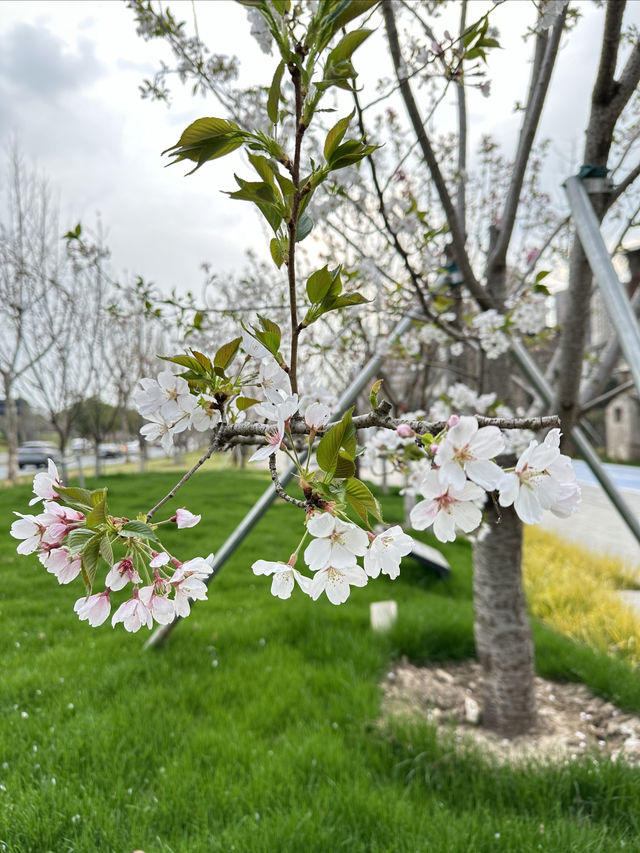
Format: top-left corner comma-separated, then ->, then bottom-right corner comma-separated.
145,313 -> 415,648
564,175 -> 640,393
510,339 -> 640,545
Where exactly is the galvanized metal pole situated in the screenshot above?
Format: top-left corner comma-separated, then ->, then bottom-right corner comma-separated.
564,175 -> 640,393
510,339 -> 640,545
145,313 -> 415,648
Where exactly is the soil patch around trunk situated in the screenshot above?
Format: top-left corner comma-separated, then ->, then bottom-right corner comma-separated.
382,659 -> 640,765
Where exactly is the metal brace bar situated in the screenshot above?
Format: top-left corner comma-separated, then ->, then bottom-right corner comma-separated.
564,175 -> 640,393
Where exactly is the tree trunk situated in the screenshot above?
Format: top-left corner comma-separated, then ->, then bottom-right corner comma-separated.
472,501 -> 536,735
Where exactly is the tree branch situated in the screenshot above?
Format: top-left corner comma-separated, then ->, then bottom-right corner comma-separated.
268,455 -> 307,508
489,10 -> 566,268
382,0 -> 489,309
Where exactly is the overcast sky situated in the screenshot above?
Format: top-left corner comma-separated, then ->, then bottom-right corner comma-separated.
1,1 -> 639,297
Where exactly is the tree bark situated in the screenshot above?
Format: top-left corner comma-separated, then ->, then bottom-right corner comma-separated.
5,391 -> 19,483
473,501 -> 536,735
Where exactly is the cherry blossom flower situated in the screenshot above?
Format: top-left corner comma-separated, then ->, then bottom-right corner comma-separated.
304,513 -> 369,571
138,585 -> 175,625
435,416 -> 505,491
410,470 -> 485,543
74,590 -> 111,627
498,428 -> 581,524
304,402 -> 331,431
140,412 -> 180,453
10,513 -> 47,554
111,590 -> 153,632
134,370 -> 190,417
364,526 -> 414,579
105,557 -> 142,591
171,572 -> 209,618
309,564 -> 368,605
39,547 -> 83,584
29,459 -> 62,505
248,423 -> 285,462
241,330 -> 271,360
180,554 -> 215,578
150,551 -> 171,568
39,502 -> 84,545
259,360 -> 291,404
251,559 -> 312,599
174,508 -> 201,529
255,394 -> 299,425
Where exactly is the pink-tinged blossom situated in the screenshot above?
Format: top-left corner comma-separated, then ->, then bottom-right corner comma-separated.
174,508 -> 201,529
29,459 -> 62,505
435,416 -> 505,491
139,585 -> 175,625
74,590 -> 111,627
179,554 -> 215,579
105,558 -> 142,591
40,502 -> 84,545
171,573 -> 209,618
410,470 -> 485,543
39,547 -> 83,584
111,590 -> 153,632
304,402 -> 331,431
364,526 -> 414,579
10,513 -> 47,554
309,565 -> 368,605
396,424 -> 415,438
249,423 -> 285,463
304,513 -> 369,571
251,559 -> 312,600
498,428 -> 581,524
149,551 -> 171,568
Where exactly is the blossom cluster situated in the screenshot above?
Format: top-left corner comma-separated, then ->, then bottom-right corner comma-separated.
134,369 -> 220,452
10,460 -> 213,632
409,417 -> 580,540
252,513 -> 414,605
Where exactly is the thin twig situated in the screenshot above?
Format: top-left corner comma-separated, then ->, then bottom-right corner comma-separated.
145,424 -> 223,522
268,455 -> 307,508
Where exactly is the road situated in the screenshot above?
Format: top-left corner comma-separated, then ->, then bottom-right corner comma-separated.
0,446 -> 167,480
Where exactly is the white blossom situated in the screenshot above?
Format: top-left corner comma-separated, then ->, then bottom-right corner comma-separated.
435,416 -> 505,491
472,309 -> 510,359
410,471 -> 485,543
364,526 -> 414,579
308,564 -> 368,605
304,513 -> 369,571
252,559 -> 311,599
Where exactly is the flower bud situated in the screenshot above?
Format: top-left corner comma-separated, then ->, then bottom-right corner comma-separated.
446,414 -> 460,429
397,424 -> 415,438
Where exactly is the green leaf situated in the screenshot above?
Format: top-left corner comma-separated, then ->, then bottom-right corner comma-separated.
306,266 -> 333,303
163,117 -> 245,174
192,350 -> 213,372
86,496 -> 108,529
334,454 -> 356,479
295,212 -> 314,242
369,378 -> 383,410
214,337 -> 242,371
81,533 -> 103,593
316,408 -> 356,474
99,536 -> 114,567
56,485 -> 93,510
119,520 -> 161,545
327,28 -> 372,67
535,270 -> 550,282
329,292 -> 369,310
236,396 -> 261,411
160,353 -> 203,373
326,0 -> 378,34
324,110 -> 354,161
267,60 -> 285,124
345,478 -> 383,524
270,236 -> 288,268
67,527 -> 96,555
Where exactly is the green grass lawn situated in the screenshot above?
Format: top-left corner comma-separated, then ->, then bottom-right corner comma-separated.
2,469 -> 640,852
